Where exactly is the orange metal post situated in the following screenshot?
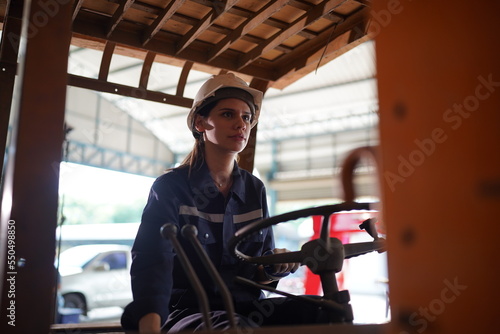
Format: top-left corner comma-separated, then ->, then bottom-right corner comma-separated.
374,0 -> 500,333
0,0 -> 73,332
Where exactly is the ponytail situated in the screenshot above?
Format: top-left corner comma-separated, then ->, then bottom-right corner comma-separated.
178,137 -> 205,176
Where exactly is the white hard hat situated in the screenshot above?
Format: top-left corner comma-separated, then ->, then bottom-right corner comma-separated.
187,73 -> 263,135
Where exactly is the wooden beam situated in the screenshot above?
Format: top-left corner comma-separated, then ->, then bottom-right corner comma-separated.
71,15 -> 274,82
176,61 -> 193,97
68,74 -> 193,108
142,0 -> 186,46
191,0 -> 317,40
175,0 -> 239,55
72,0 -> 84,22
207,0 -> 291,62
274,6 -> 370,85
106,0 -> 135,38
138,51 -> 156,89
265,17 -> 318,40
98,41 -> 116,81
237,0 -> 348,70
108,0 -> 315,40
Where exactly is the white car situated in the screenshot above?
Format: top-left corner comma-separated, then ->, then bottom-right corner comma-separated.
58,244 -> 132,315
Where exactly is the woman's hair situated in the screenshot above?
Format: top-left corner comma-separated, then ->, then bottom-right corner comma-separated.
177,100 -> 218,174
179,138 -> 205,174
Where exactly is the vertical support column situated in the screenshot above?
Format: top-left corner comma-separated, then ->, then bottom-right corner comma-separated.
0,0 -> 24,324
374,1 -> 500,333
0,0 -> 73,332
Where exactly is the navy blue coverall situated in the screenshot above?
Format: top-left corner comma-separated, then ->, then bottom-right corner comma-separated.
121,161 -> 275,330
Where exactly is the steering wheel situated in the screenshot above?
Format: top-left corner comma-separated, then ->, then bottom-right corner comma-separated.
228,202 -> 385,323
229,202 -> 384,287
229,147 -> 386,323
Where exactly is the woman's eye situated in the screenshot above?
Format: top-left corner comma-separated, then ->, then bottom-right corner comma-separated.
222,112 -> 232,118
243,115 -> 252,122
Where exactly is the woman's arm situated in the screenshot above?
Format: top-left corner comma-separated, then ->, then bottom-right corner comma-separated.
124,175 -> 179,330
138,312 -> 161,334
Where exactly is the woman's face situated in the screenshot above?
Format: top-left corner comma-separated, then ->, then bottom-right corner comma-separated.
195,98 -> 253,154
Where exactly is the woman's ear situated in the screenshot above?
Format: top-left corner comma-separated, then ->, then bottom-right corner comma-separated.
194,114 -> 205,133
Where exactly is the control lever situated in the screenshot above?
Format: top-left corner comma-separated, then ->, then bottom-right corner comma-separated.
160,223 -> 213,331
359,218 -> 379,240
344,217 -> 386,259
181,224 -> 237,328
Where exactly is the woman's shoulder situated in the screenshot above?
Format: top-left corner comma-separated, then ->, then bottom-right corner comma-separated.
153,165 -> 190,187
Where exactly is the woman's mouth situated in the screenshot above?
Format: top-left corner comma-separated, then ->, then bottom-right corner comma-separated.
229,134 -> 246,141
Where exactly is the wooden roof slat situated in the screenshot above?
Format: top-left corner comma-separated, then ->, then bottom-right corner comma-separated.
265,17 -> 318,40
192,0 -> 317,40
352,0 -> 370,6
275,6 -> 369,82
171,11 -> 297,54
142,0 -> 187,46
71,12 -> 273,80
65,0 -> 371,88
139,51 -> 156,89
106,0 -> 135,38
98,41 -> 116,81
207,0 -> 292,62
97,0 -> 316,56
72,0 -> 85,22
288,0 -> 315,11
176,61 -> 194,97
175,0 -> 239,55
108,0 -> 158,15
241,33 -> 294,54
237,0 -> 348,70
324,9 -> 348,22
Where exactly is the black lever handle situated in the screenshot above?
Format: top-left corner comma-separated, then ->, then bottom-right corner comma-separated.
359,218 -> 379,240
160,223 -> 213,331
181,224 -> 237,328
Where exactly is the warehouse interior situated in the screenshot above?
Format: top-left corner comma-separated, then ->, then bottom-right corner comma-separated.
0,0 -> 499,333
63,39 -> 378,212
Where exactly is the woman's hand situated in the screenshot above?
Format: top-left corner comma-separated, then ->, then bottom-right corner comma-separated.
268,248 -> 300,276
138,312 -> 161,334
256,248 -> 300,284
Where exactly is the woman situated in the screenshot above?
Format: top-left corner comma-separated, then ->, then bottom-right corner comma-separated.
121,73 -> 302,333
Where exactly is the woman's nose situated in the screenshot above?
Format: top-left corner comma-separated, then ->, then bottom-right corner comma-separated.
235,116 -> 247,129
